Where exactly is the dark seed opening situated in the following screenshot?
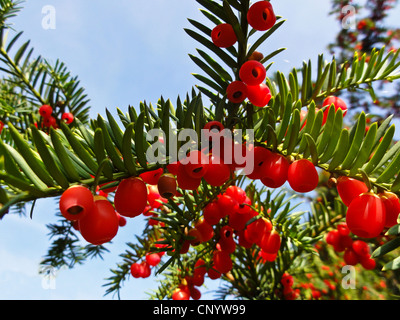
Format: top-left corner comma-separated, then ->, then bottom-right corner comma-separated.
233,91 -> 243,99
67,205 -> 83,215
193,167 -> 204,173
263,10 -> 269,21
252,68 -> 259,78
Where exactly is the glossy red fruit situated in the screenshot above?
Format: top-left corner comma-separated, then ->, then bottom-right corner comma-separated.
203,201 -> 223,225
217,193 -> 238,217
172,286 -> 190,300
260,229 -> 281,254
218,226 -> 236,253
78,196 -> 119,245
336,176 -> 369,207
322,96 -> 348,125
59,185 -> 94,221
337,222 -> 350,236
147,185 -> 167,209
225,185 -> 247,203
227,81 -> 247,104
326,230 -> 340,246
213,250 -> 233,274
43,116 -> 57,128
203,155 -> 231,187
130,262 -> 142,278
114,177 -> 148,218
352,240 -> 370,257
287,159 -> 319,193
247,1 -> 276,31
344,248 -> 360,266
207,267 -> 221,280
117,213 -> 127,227
360,256 -> 376,270
61,112 -> 74,124
346,192 -> 386,238
190,287 -> 202,300
245,217 -> 273,245
239,60 -> 267,86
211,23 -> 237,48
246,146 -> 273,180
146,253 -> 161,266
281,273 -> 294,287
139,262 -> 151,278
157,173 -> 177,199
260,153 -> 290,188
259,250 -> 277,262
195,219 -> 214,242
182,150 -> 209,179
139,168 -> 164,185
176,161 -> 202,190
39,104 -> 53,118
187,228 -> 203,246
246,83 -> 272,107
379,191 -> 400,228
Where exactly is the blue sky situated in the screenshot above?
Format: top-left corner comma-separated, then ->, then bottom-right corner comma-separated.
0,1 -> 399,300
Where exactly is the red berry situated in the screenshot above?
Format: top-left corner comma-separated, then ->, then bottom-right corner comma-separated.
226,81 -> 247,104
195,219 -> 214,242
239,60 -> 267,86
43,116 -> 57,128
117,213 -> 127,227
176,161 -> 202,190
114,177 -> 148,218
287,159 -> 319,193
322,96 -> 348,125
247,1 -> 277,31
225,185 -> 247,203
78,196 -> 119,245
326,230 -> 340,246
130,262 -> 142,278
246,146 -> 273,180
336,176 -> 368,207
245,217 -> 272,245
379,191 -> 400,228
203,121 -> 225,133
146,253 -> 161,266
281,273 -> 294,287
344,248 -> 360,266
203,201 -> 223,225
61,112 -> 74,124
203,155 -> 231,187
211,23 -> 237,48
190,287 -> 202,300
260,229 -> 281,254
352,240 -> 370,257
39,104 -> 53,118
213,250 -> 233,274
59,185 -> 94,221
246,83 -> 272,107
138,262 -> 151,278
346,192 -> 386,238
147,185 -> 167,209
182,150 -> 209,179
360,256 -> 376,270
207,267 -> 221,280
337,222 -> 350,236
260,153 -> 290,188
139,168 -> 164,185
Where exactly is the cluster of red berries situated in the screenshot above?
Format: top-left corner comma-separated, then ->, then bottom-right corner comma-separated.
171,260 -> 206,300
335,176 -> 400,239
130,251 -> 163,279
325,222 -> 376,270
247,146 -> 320,193
38,104 -> 74,129
211,1 -> 276,108
281,273 -> 298,300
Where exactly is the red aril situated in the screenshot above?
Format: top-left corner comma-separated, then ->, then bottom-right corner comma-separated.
114,177 -> 148,218
147,185 -> 167,209
246,83 -> 272,107
245,217 -> 272,244
239,60 -> 267,86
322,96 -> 347,125
78,196 -> 119,245
59,185 -> 94,221
336,176 -> 369,207
130,262 -> 142,278
176,161 -> 201,190
379,191 -> 400,228
352,240 -> 370,257
360,256 -> 376,270
260,229 -> 281,254
246,146 -> 272,180
39,104 -> 53,118
139,168 -> 164,185
226,81 -> 247,104
61,112 -> 74,124
247,1 -> 277,31
203,155 -> 231,187
346,192 -> 386,238
287,159 -> 319,193
195,218 -> 214,242
190,287 -> 202,300
325,230 -> 340,246
146,253 -> 161,266
260,153 -> 290,188
213,250 -> 233,274
343,248 -> 360,266
211,23 -> 237,48
172,287 -> 190,300
203,201 -> 223,225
